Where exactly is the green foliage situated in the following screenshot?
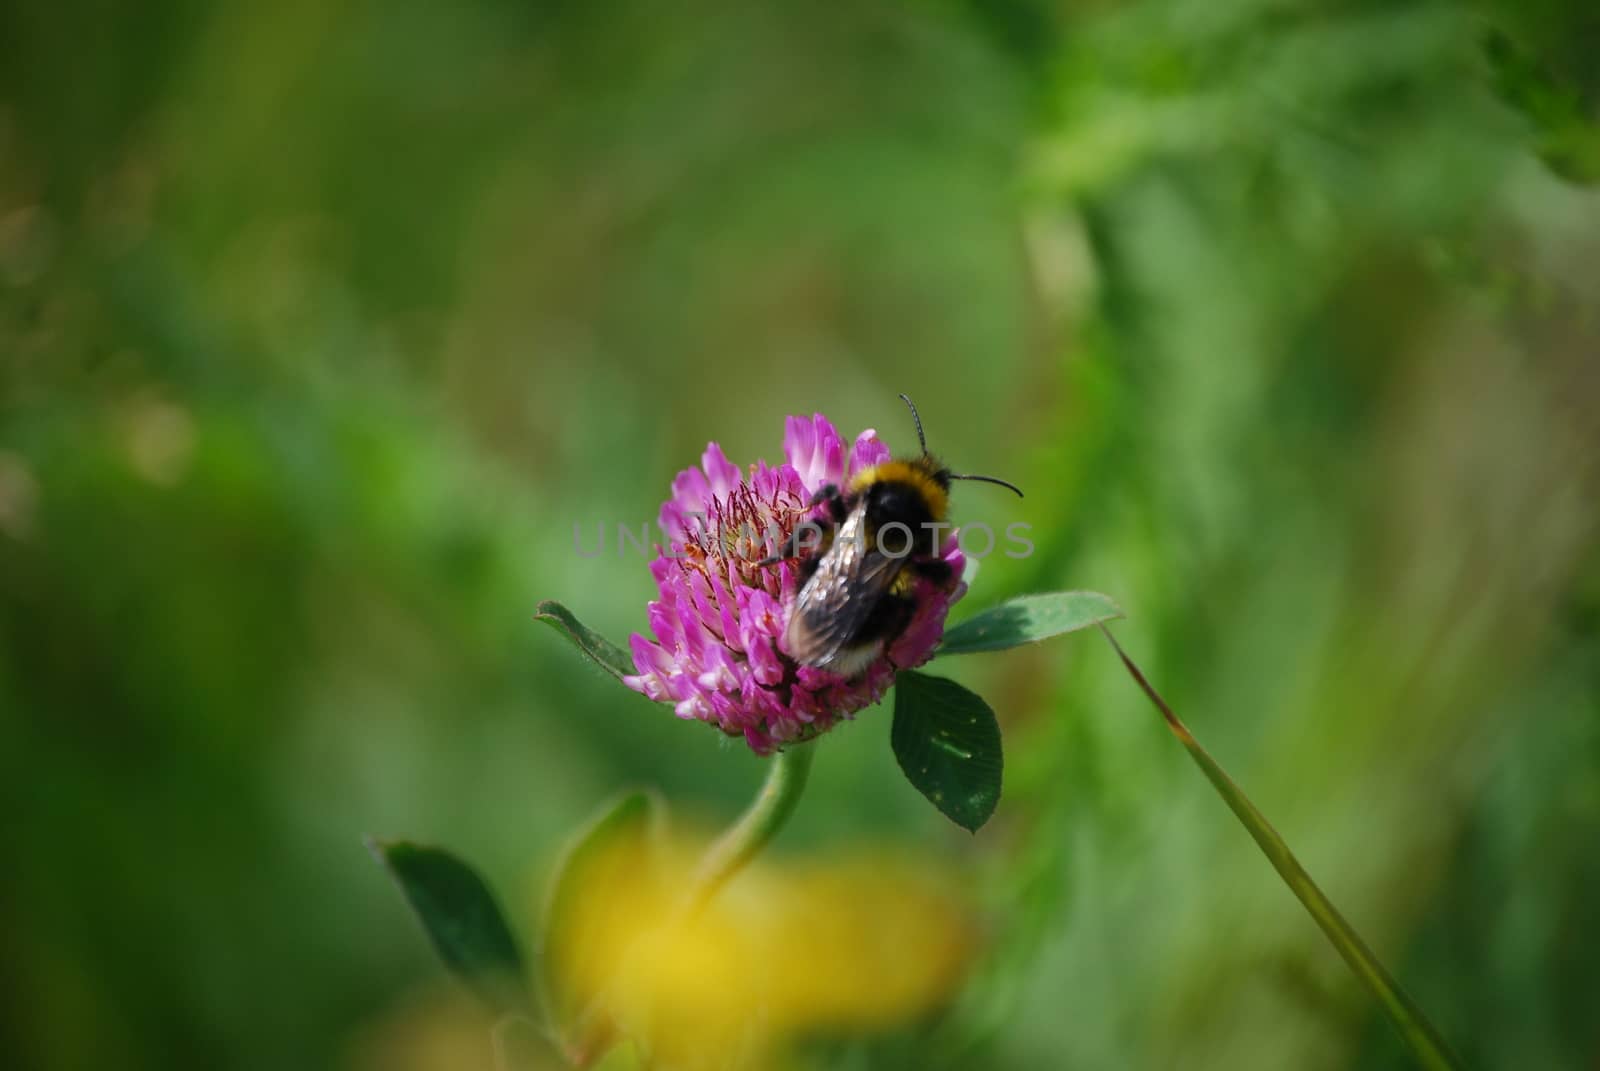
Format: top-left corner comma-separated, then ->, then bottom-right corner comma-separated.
939,591 -> 1123,655
891,671 -> 1004,832
1483,26 -> 1600,184
369,840 -> 528,1015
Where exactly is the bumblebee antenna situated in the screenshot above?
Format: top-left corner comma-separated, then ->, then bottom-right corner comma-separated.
898,393 -> 928,455
949,472 -> 1024,498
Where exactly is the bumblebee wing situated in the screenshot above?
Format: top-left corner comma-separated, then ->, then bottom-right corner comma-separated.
786,507 -> 906,668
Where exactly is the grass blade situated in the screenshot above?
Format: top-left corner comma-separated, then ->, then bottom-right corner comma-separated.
1098,626 -> 1464,1071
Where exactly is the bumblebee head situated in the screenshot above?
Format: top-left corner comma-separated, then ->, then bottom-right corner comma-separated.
848,454 -> 953,522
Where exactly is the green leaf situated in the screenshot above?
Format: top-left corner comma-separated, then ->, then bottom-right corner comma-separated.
539,792 -> 661,1063
891,671 -> 1003,832
535,600 -> 635,683
939,591 -> 1123,655
369,839 -> 528,1014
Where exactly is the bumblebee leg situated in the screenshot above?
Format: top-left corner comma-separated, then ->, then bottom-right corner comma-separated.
760,484 -> 848,565
909,557 -> 953,585
795,552 -> 823,585
809,483 -> 849,524
763,521 -> 826,565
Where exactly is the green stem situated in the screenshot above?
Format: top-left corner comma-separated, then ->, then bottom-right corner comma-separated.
1098,626 -> 1464,1071
687,741 -> 817,911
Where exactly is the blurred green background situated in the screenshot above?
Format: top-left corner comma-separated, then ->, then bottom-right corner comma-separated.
3,1 -> 1598,1068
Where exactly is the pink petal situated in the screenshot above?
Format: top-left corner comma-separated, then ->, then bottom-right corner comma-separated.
783,414 -> 846,496
744,632 -> 785,686
743,725 -> 775,754
846,428 -> 893,481
711,692 -> 755,732
701,442 -> 742,499
629,632 -> 675,676
708,571 -> 743,654
736,586 -> 786,646
663,464 -> 712,535
674,693 -> 712,722
646,601 -> 681,649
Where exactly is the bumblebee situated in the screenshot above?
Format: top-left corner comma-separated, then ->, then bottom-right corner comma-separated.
770,394 -> 1022,678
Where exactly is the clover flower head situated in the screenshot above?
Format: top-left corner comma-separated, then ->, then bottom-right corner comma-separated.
624,414 -> 967,753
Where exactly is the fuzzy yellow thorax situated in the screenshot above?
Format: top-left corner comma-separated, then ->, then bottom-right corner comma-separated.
848,458 -> 950,521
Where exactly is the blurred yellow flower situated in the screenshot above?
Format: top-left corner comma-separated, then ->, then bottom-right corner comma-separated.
544,826 -> 977,1071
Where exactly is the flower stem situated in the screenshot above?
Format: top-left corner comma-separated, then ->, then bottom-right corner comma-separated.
688,741 -> 817,911
1098,626 -> 1464,1071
